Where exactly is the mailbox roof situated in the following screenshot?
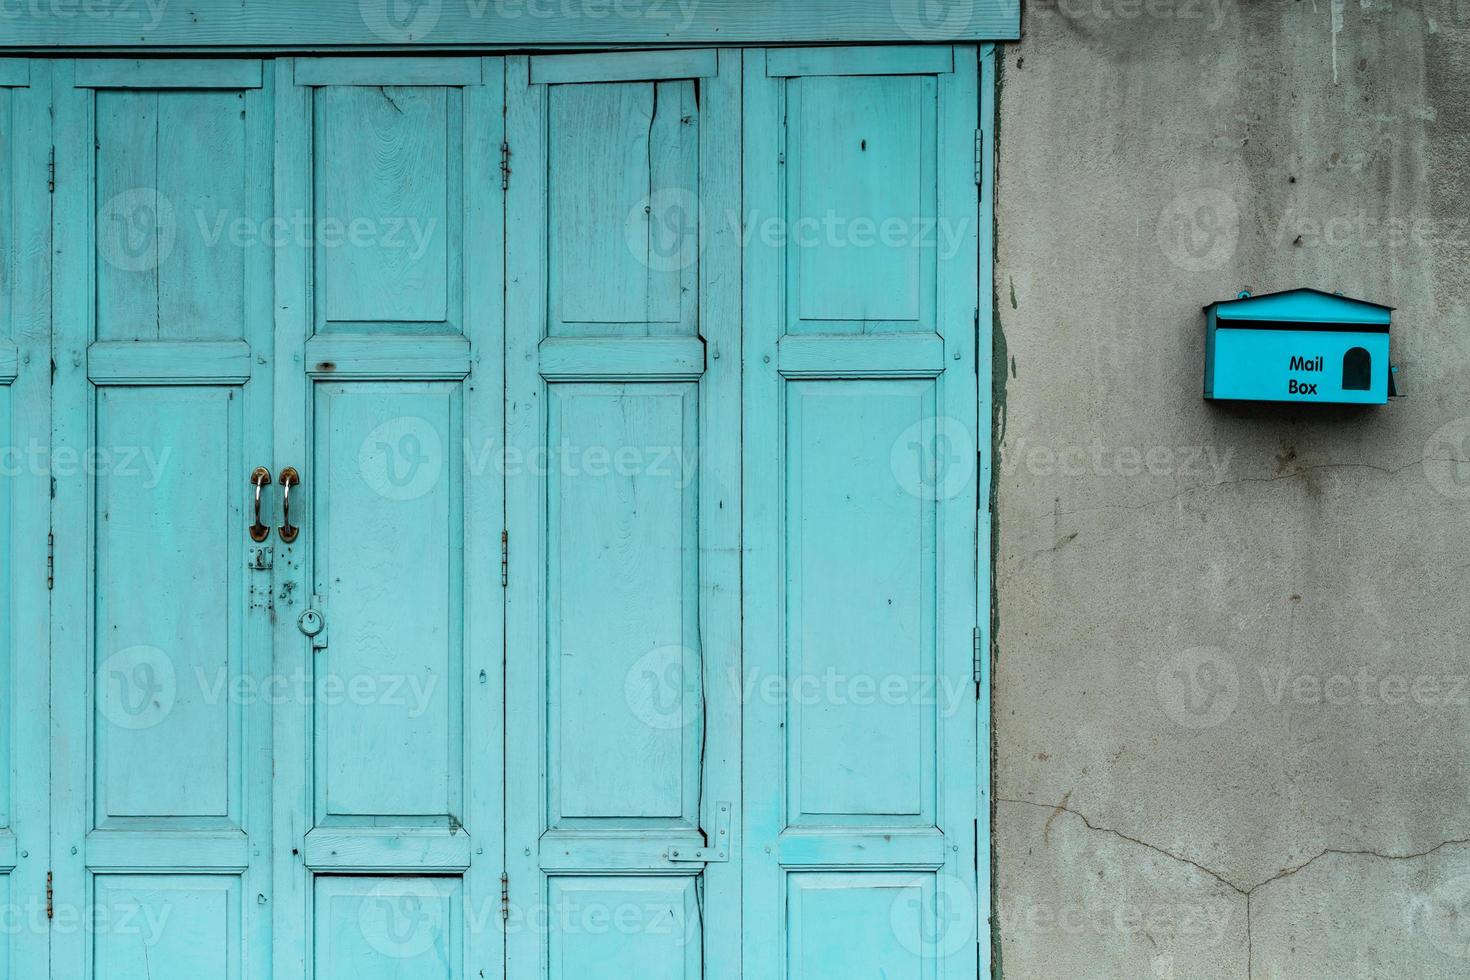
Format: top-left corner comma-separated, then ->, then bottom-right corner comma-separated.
1207,288 -> 1393,325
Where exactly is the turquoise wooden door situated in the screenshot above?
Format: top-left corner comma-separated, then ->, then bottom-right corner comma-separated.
0,58 -> 51,980
504,48 -> 742,980
269,57 -> 505,980
50,58 -> 277,980
29,43 -> 986,979
743,45 -> 984,979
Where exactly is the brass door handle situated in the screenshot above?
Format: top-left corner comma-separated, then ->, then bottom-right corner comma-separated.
249,467 -> 272,542
279,467 -> 301,544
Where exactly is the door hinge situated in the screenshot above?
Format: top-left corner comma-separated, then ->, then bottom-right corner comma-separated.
666,801 -> 732,863
500,142 -> 512,191
500,530 -> 509,587
46,871 -> 53,919
47,147 -> 54,193
500,872 -> 510,923
973,626 -> 984,686
974,129 -> 983,189
46,532 -> 54,590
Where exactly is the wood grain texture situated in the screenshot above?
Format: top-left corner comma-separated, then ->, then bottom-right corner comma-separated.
0,0 -> 1018,48
766,44 -> 953,77
294,56 -> 481,86
317,83 -> 454,326
75,58 -> 261,88
530,48 -> 717,84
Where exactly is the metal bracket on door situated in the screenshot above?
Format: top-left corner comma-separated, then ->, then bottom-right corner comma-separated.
665,801 -> 732,864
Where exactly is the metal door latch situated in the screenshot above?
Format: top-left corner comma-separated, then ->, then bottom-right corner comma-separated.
298,598 -> 327,650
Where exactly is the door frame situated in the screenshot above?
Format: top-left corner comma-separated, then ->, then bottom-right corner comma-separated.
3,59 -> 52,980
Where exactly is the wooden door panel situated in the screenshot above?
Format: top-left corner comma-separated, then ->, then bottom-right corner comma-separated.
545,80 -> 698,336
52,58 -> 274,980
313,83 -> 459,332
92,877 -> 240,980
787,74 -> 937,333
93,89 -> 254,342
743,45 -> 982,980
312,382 -> 463,824
273,57 -> 504,980
546,383 -> 700,825
505,48 -> 741,980
786,381 -> 938,823
92,386 -> 244,824
313,877 -> 464,980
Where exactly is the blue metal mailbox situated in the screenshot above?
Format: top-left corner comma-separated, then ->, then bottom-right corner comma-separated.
1204,288 -> 1393,404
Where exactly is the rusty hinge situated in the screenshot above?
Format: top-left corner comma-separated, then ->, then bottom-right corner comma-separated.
974,129 -> 983,189
499,142 -> 512,191
500,872 -> 509,923
46,532 -> 54,590
46,871 -> 53,919
47,147 -> 54,193
500,530 -> 509,588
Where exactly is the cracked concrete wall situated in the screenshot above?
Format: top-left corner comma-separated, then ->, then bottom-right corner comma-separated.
992,2 -> 1470,977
